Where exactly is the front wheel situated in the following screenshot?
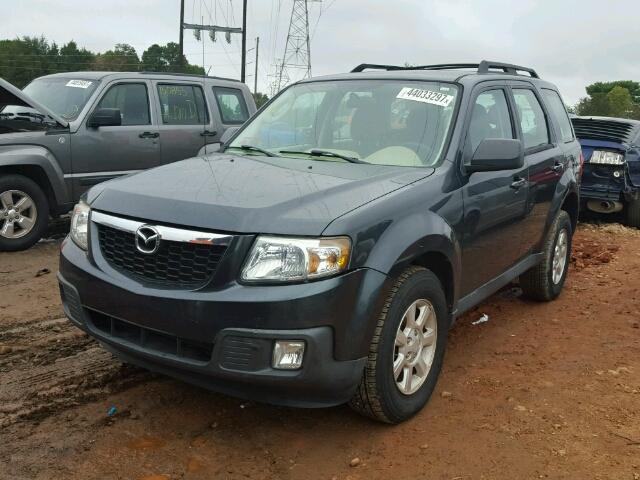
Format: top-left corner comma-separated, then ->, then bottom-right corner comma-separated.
348,266 -> 449,424
520,210 -> 572,301
0,175 -> 49,251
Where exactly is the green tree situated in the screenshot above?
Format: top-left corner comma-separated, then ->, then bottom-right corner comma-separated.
607,86 -> 634,118
93,43 -> 140,71
141,42 -> 204,74
58,41 -> 95,72
586,81 -> 640,103
253,92 -> 269,108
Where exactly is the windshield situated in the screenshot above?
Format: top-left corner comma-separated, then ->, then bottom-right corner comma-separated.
22,77 -> 99,121
229,80 -> 459,167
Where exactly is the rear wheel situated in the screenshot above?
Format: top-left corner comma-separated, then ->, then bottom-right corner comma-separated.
520,210 -> 572,301
626,198 -> 640,229
348,266 -> 449,424
0,175 -> 49,251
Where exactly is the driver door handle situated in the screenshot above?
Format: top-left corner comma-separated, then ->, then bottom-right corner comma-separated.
510,177 -> 527,190
200,130 -> 218,137
139,131 -> 160,139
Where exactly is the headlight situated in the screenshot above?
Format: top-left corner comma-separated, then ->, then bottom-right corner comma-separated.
589,150 -> 625,165
70,201 -> 90,250
241,236 -> 351,282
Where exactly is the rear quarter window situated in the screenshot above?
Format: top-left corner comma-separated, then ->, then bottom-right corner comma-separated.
542,89 -> 574,143
212,87 -> 249,124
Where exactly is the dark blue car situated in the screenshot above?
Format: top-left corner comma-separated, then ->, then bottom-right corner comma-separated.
571,116 -> 640,227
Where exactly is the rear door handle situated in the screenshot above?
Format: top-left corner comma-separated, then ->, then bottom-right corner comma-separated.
510,177 -> 527,190
200,130 -> 218,137
139,132 -> 160,139
552,162 -> 564,173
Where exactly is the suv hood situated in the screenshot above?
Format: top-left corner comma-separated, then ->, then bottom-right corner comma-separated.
0,78 -> 68,128
89,154 -> 434,235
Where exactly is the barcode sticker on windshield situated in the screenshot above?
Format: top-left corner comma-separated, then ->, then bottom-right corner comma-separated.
396,87 -> 454,107
66,80 -> 92,89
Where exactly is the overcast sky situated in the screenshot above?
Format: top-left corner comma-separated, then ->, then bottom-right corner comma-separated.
5,0 -> 640,104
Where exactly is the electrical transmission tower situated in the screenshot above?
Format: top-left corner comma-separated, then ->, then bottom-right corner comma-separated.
276,0 -> 319,92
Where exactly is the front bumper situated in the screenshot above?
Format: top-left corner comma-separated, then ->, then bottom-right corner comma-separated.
58,238 -> 389,407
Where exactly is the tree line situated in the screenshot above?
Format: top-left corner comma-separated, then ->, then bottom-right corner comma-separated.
0,36 -> 204,88
572,81 -> 640,120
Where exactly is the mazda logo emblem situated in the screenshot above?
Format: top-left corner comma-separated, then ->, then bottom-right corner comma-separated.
135,225 -> 160,254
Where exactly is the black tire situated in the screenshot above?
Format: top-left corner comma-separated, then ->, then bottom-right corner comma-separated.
520,210 -> 572,302
626,198 -> 640,229
0,174 -> 49,252
348,266 -> 449,424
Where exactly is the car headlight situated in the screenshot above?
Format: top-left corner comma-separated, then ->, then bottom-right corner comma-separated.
70,201 -> 90,250
241,236 -> 351,282
590,150 -> 625,165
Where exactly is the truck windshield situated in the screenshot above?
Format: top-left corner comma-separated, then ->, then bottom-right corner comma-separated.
22,78 -> 99,121
229,79 -> 459,167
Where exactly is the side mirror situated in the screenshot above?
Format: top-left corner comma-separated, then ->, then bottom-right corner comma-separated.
466,138 -> 524,173
219,126 -> 240,146
87,108 -> 121,128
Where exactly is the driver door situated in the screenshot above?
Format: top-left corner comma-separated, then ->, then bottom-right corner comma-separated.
70,80 -> 160,198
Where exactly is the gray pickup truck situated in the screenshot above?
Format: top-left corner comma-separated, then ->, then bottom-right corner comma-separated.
0,72 -> 256,250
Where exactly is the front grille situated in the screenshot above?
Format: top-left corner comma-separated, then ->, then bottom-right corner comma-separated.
97,224 -> 227,289
88,309 -> 213,363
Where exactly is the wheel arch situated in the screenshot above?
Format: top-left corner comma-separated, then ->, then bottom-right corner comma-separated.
0,147 -> 70,214
560,189 -> 579,232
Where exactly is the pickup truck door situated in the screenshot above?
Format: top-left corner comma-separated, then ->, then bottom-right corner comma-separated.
152,81 -> 218,165
508,85 -> 566,257
70,80 -> 160,198
460,83 -> 529,296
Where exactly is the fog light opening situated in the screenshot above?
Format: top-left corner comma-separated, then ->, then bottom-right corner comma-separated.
272,340 -> 305,370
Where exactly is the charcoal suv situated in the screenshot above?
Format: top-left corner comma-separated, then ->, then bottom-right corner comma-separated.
59,61 -> 581,423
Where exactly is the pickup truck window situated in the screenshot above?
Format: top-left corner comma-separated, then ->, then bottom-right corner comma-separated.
213,87 -> 249,124
469,90 -> 514,153
22,77 -> 99,121
157,84 -> 208,125
96,83 -> 150,126
513,89 -> 550,150
231,80 -> 459,167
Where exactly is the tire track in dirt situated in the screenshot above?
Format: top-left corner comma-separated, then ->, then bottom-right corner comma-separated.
0,315 -> 149,428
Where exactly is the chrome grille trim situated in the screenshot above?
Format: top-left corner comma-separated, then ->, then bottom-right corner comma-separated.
91,210 -> 233,246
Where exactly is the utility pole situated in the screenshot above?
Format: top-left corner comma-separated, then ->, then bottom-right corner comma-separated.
178,0 -> 185,67
182,0 -> 246,81
254,37 -> 259,95
241,0 -> 248,83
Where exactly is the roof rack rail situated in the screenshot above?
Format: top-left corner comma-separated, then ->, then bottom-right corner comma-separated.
351,61 -> 539,78
138,71 -> 240,82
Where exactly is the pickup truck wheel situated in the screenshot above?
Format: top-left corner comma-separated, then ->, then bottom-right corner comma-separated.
520,210 -> 572,301
348,266 -> 448,424
626,198 -> 640,228
0,175 -> 49,251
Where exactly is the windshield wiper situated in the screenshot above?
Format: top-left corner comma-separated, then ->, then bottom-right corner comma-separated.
227,144 -> 279,157
279,149 -> 365,164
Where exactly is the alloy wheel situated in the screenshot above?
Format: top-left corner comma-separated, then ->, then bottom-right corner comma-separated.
552,228 -> 568,285
0,190 -> 38,239
393,298 -> 438,395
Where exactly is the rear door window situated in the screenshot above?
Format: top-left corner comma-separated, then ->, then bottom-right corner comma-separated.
512,89 -> 550,150
541,89 -> 574,143
212,87 -> 249,124
157,84 -> 208,125
96,83 -> 150,126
